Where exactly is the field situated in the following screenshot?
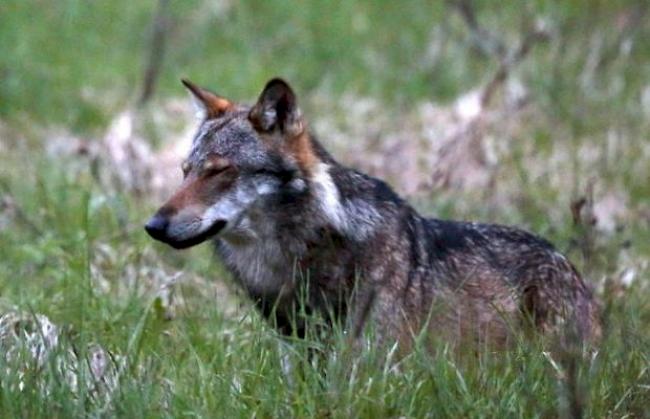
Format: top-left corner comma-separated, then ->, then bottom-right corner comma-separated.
1,1 -> 649,417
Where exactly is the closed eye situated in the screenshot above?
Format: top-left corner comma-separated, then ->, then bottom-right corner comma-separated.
203,165 -> 231,177
202,158 -> 232,177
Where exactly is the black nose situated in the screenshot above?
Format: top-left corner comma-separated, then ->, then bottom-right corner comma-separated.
145,214 -> 169,240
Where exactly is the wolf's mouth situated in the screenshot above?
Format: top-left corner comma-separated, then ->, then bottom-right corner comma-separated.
164,220 -> 227,249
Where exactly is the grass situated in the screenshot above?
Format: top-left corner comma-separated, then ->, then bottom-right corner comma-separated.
1,0 -> 649,417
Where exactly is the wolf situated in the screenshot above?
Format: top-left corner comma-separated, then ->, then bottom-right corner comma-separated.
145,78 -> 601,351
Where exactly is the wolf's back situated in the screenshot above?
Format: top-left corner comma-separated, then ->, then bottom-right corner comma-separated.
411,218 -> 602,344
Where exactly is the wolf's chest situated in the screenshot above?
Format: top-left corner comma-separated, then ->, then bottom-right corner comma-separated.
216,225 -> 357,304
217,234 -> 298,298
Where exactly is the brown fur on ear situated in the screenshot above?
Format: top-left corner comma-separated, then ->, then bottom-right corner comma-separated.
250,79 -> 316,173
181,79 -> 233,119
249,78 -> 304,137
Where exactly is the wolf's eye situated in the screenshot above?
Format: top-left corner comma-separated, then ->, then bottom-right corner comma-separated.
181,160 -> 191,176
202,158 -> 232,177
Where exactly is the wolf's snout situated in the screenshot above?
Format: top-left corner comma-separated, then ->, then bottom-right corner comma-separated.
145,214 -> 170,240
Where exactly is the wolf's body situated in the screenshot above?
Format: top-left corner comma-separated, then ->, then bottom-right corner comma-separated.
145,78 -> 601,350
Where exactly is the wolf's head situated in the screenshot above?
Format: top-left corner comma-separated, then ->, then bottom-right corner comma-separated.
145,78 -> 322,249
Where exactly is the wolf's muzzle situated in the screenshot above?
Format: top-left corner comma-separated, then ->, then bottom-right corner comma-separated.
144,214 -> 170,241
145,214 -> 227,249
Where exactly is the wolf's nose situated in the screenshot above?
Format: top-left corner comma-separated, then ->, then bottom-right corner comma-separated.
145,214 -> 169,240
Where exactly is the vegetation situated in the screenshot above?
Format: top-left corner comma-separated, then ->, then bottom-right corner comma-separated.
0,0 -> 648,417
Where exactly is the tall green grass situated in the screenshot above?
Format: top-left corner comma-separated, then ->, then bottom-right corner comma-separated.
0,134 -> 648,417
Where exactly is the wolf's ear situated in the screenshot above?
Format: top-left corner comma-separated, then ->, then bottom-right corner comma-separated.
249,78 -> 304,136
181,79 -> 233,119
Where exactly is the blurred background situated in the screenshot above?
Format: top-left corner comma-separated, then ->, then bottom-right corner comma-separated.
0,0 -> 649,415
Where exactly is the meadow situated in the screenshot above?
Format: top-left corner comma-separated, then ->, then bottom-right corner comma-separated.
0,1 -> 648,417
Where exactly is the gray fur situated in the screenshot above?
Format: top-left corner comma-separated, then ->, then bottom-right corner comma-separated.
146,79 -> 601,351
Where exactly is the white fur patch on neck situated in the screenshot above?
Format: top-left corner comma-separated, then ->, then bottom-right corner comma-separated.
312,162 -> 346,230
